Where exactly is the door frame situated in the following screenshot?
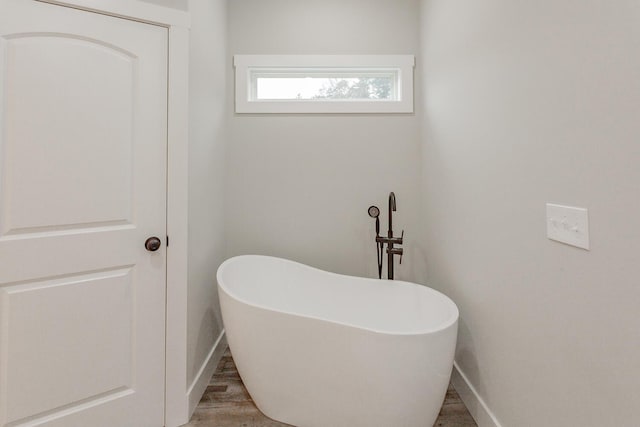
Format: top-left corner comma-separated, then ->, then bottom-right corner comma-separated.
35,2 -> 191,426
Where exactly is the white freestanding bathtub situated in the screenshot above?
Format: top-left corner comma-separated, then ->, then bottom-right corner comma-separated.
217,255 -> 459,427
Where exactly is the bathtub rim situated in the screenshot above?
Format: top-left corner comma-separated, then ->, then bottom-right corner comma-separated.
217,254 -> 459,337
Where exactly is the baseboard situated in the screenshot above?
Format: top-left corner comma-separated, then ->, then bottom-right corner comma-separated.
186,330 -> 227,417
451,361 -> 502,427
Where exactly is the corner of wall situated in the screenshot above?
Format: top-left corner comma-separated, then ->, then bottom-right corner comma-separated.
451,362 -> 502,427
187,331 -> 227,417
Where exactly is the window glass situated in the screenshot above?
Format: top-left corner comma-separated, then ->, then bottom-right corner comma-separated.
253,71 -> 397,101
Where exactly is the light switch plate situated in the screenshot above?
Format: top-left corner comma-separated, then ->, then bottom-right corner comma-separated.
546,203 -> 590,250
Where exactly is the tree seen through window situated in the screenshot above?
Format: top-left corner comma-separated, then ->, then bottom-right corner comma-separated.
313,77 -> 392,100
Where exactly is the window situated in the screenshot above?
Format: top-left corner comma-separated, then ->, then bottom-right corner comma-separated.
234,55 -> 415,114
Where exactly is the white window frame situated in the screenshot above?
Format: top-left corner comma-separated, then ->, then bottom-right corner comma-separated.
234,55 -> 415,114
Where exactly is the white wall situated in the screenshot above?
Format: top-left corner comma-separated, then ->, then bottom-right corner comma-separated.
187,0 -> 227,387
226,0 -> 423,280
139,0 -> 188,11
419,1 -> 640,425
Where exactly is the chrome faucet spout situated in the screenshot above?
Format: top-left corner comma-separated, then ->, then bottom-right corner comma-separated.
388,192 -> 396,236
387,192 -> 398,280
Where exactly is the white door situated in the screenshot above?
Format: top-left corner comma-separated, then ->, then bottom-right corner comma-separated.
0,1 -> 168,426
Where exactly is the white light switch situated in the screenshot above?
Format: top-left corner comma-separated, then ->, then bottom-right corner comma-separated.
546,203 -> 590,250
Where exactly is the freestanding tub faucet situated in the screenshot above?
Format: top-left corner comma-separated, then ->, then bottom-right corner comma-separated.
369,192 -> 404,280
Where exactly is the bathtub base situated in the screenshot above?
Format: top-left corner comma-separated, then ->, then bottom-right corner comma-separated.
221,288 -> 457,427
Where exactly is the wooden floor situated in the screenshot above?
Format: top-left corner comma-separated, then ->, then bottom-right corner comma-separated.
183,348 -> 477,427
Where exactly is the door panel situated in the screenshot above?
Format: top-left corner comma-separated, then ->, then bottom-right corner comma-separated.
0,1 -> 168,426
2,33 -> 135,234
4,268 -> 134,423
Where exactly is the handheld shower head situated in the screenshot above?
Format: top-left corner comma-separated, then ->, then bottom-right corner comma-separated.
368,204 -> 384,279
368,205 -> 381,236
